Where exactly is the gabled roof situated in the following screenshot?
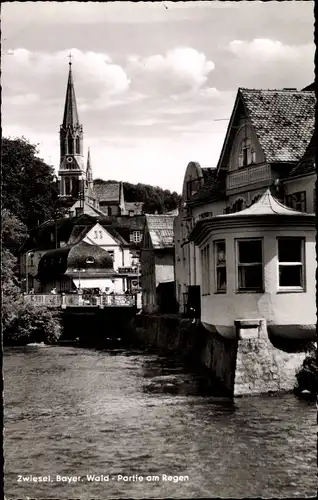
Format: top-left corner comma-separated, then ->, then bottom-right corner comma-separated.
67,225 -> 93,245
187,175 -> 226,206
288,132 -> 316,178
217,88 -> 315,172
94,182 -> 120,203
145,214 -> 175,249
62,63 -> 80,127
20,214 -> 146,253
97,224 -> 129,246
239,88 -> 315,163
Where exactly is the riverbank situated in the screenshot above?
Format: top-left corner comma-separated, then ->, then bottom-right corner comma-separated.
135,314 -> 312,398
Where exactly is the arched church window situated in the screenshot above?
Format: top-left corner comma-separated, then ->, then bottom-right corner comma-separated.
76,137 -> 80,154
68,136 -> 73,155
65,178 -> 70,195
238,138 -> 253,168
60,142 -> 65,157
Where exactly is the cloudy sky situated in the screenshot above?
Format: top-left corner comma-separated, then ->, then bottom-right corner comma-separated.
2,1 -> 314,193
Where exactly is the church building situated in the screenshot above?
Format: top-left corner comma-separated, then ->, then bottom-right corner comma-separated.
57,60 -> 141,217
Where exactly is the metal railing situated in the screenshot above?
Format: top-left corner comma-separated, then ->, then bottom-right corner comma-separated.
24,293 -> 137,308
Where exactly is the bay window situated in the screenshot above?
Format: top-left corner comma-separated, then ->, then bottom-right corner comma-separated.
278,238 -> 304,290
201,244 -> 210,295
215,240 -> 226,293
237,239 -> 263,292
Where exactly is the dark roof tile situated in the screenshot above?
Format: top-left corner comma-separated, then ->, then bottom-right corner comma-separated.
240,88 -> 315,163
145,215 -> 175,248
289,132 -> 316,177
94,182 -> 120,202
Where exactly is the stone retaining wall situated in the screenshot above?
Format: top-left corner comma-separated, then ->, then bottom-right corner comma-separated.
138,314 -> 308,398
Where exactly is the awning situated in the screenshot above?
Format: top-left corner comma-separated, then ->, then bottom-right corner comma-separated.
72,278 -> 113,290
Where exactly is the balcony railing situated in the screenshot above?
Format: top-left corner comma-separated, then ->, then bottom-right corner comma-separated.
226,164 -> 272,191
24,293 -> 138,308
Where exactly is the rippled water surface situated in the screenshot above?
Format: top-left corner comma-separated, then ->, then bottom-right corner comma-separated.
4,346 -> 316,499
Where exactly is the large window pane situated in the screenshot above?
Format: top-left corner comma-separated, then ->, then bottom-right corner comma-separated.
279,265 -> 302,287
217,267 -> 227,291
278,239 -> 301,262
239,240 -> 262,263
238,264 -> 263,290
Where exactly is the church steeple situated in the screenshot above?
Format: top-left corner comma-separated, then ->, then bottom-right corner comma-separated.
86,147 -> 93,184
58,57 -> 85,200
62,60 -> 80,128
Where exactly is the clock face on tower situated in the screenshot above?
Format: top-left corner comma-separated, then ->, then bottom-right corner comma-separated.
66,157 -> 73,163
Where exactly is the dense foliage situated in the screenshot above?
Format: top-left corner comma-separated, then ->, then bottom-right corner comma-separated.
2,137 -> 65,230
94,179 -> 181,214
295,343 -> 317,397
1,204 -> 62,345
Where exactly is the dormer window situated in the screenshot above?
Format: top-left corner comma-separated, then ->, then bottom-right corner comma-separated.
238,138 -> 255,168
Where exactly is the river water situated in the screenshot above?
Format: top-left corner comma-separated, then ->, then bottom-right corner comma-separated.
4,345 -> 316,499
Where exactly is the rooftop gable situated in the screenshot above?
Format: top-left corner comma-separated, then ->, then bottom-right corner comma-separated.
84,222 -> 127,247
145,214 -> 175,249
94,182 -> 120,203
240,88 -> 315,163
217,88 -> 315,173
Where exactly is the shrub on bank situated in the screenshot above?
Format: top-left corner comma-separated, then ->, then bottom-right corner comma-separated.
3,298 -> 62,346
295,343 -> 317,397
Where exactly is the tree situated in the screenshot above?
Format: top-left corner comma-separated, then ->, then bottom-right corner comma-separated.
2,209 -> 28,255
1,209 -> 62,345
2,137 -> 64,229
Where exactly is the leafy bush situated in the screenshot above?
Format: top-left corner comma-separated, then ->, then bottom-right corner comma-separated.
3,299 -> 62,346
295,343 -> 317,396
1,210 -> 62,346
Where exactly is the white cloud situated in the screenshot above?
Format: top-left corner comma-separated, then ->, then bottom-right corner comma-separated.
126,47 -> 215,96
7,93 -> 40,106
222,38 -> 314,89
2,48 -> 130,103
228,38 -> 314,62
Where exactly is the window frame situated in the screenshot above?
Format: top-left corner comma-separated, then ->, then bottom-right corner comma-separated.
277,237 -> 305,293
201,243 -> 210,296
214,240 -> 227,294
285,191 -> 307,212
236,238 -> 264,293
130,230 -> 142,243
238,138 -> 254,168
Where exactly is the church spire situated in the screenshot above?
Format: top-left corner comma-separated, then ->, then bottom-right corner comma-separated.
58,57 -> 85,200
86,147 -> 93,183
62,58 -> 80,127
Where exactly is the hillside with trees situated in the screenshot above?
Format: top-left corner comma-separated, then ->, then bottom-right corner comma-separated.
94,179 -> 181,214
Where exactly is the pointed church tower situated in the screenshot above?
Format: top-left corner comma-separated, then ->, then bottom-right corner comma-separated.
86,147 -> 93,187
58,59 -> 85,201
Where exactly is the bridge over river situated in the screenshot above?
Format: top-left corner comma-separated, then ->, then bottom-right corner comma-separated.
24,293 -> 141,345
24,293 -> 141,309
